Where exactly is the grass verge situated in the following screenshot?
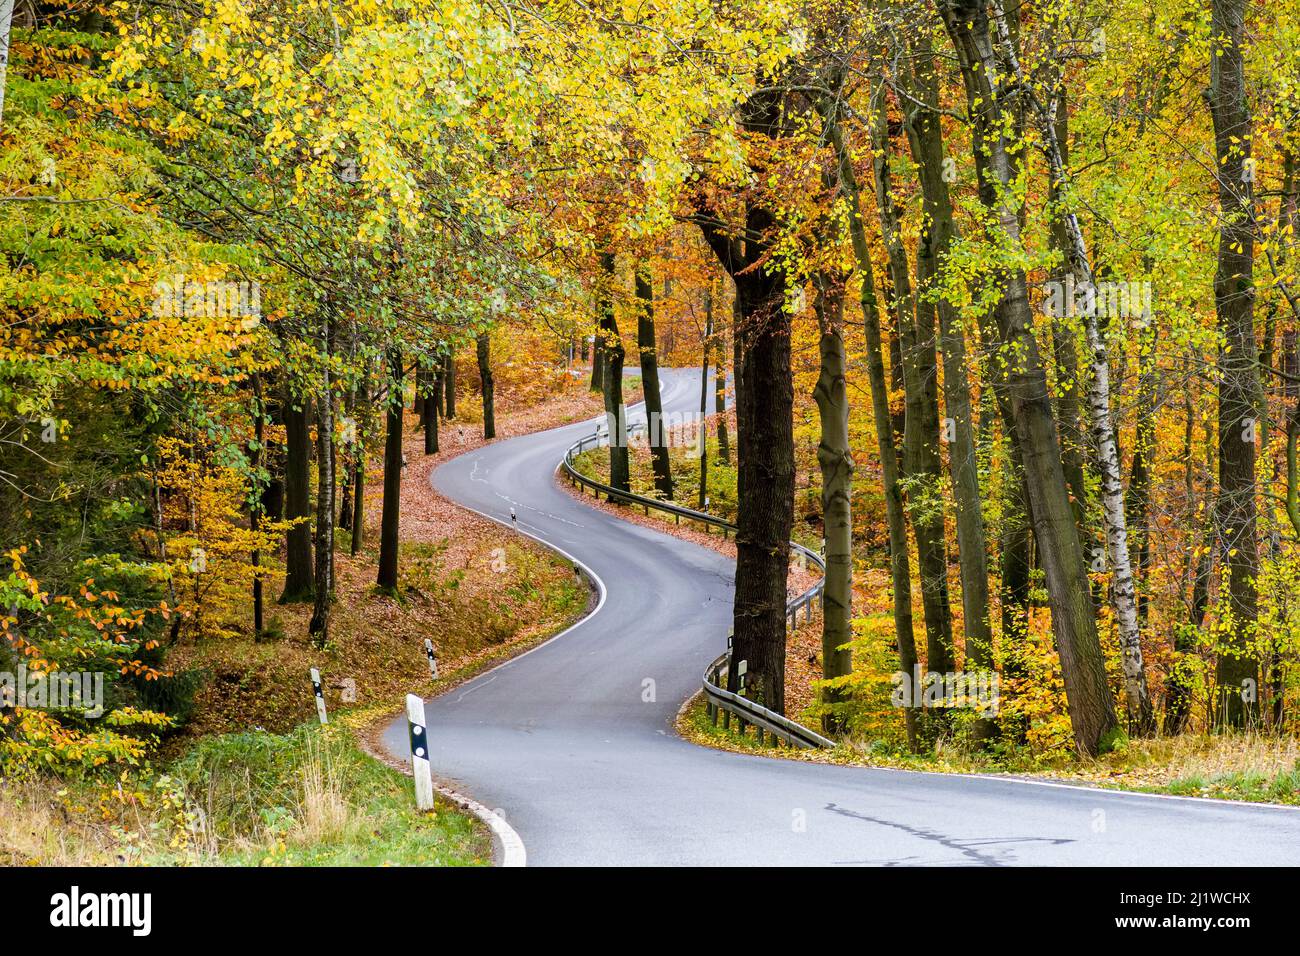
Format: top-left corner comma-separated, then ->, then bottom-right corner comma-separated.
0,723 -> 490,865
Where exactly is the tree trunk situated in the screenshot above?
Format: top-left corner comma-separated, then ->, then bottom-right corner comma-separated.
433,351 -> 445,420
1045,89 -> 1092,535
818,96 -> 918,748
279,384 -> 314,602
813,274 -> 853,733
424,368 -> 439,455
590,329 -> 605,393
1208,0 -> 1260,726
940,0 -> 1119,755
598,251 -> 630,492
1126,322 -> 1157,629
1167,409 -> 1215,735
477,333 -> 495,440
901,37 -> 994,683
699,290 -> 712,509
251,374 -> 266,637
377,347 -> 404,592
414,365 -> 429,431
732,295 -> 747,502
309,317 -> 335,648
871,82 -> 955,676
443,349 -> 456,419
699,86 -> 795,714
350,369 -> 369,556
714,313 -> 731,465
636,267 -> 673,499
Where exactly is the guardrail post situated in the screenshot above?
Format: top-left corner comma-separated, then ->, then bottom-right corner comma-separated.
310,667 -> 328,725
406,693 -> 435,811
736,660 -> 748,735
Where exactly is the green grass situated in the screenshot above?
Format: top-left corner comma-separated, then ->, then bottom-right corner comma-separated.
1,724 -> 491,866
173,724 -> 490,866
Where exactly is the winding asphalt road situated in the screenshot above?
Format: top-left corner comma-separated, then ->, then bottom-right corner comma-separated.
382,368 -> 1300,866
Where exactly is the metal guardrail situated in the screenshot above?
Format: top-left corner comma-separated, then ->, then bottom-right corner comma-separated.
561,426 -> 834,750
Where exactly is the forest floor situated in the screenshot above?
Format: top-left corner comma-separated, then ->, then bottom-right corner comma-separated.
570,436 -> 1300,808
2,372 -> 633,866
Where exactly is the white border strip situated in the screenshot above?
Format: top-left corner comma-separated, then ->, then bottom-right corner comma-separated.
432,781 -> 528,867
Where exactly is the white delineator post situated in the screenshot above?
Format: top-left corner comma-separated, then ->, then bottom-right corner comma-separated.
405,693 -> 434,811
310,667 -> 328,725
424,639 -> 439,681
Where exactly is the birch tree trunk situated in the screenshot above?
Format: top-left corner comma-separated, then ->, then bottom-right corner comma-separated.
0,0 -> 13,137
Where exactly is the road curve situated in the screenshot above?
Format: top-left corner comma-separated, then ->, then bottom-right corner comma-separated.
382,368 -> 1300,866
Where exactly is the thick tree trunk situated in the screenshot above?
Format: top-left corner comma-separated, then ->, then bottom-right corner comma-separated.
819,98 -> 918,748
941,0 -> 1119,755
699,86 -> 795,714
477,333 -> 495,440
727,259 -> 793,712
636,267 -> 673,499
1208,0 -> 1260,726
598,251 -> 630,492
901,39 -> 994,682
871,83 -> 955,676
280,385 -> 314,602
813,275 -> 853,733
377,348 -> 404,592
